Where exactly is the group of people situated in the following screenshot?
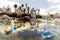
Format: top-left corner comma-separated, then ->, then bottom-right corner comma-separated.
2,3 -> 40,23
2,3 -> 39,14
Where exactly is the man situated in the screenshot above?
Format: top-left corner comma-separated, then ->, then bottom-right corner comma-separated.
30,8 -> 36,25
7,5 -> 11,13
27,6 -> 30,14
17,6 -> 21,17
14,4 -> 18,13
25,3 -> 28,14
25,3 -> 30,14
31,8 -> 36,20
2,6 -> 7,13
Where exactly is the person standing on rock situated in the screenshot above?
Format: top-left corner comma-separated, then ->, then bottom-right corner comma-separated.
7,5 -> 11,13
30,8 -> 36,25
2,6 -> 7,13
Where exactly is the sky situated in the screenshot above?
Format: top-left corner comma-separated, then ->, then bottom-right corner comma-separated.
0,0 -> 60,15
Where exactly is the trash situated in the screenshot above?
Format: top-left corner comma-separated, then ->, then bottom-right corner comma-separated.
9,28 -> 15,33
41,30 -> 55,39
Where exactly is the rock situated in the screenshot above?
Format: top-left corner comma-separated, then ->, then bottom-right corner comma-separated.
0,15 -> 13,24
